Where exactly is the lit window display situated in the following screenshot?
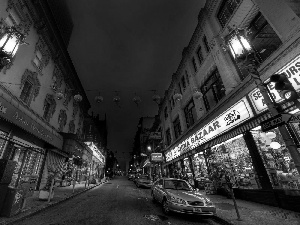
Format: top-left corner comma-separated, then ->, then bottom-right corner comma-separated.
207,134 -> 260,190
183,158 -> 194,186
192,152 -> 210,189
251,126 -> 300,190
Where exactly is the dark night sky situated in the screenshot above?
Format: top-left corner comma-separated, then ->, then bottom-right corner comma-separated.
66,0 -> 205,169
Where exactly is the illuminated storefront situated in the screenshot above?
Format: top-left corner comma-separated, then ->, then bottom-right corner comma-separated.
162,64 -> 300,211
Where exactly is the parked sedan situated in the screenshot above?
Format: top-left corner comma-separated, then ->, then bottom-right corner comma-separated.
135,174 -> 153,188
128,173 -> 135,180
151,178 -> 216,216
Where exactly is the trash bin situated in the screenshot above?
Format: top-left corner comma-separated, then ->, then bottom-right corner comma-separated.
0,187 -> 24,217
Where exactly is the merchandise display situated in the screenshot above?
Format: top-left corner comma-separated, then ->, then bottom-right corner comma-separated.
251,126 -> 300,190
207,134 -> 260,190
192,153 -> 210,189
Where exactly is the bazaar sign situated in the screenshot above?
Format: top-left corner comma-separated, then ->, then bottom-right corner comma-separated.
249,54 -> 300,114
165,97 -> 253,162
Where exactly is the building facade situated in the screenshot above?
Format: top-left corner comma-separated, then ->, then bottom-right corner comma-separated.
0,0 -> 90,214
159,0 -> 300,212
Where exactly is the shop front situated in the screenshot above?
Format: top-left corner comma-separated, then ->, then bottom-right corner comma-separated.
163,91 -> 300,212
0,93 -> 63,216
85,142 -> 105,182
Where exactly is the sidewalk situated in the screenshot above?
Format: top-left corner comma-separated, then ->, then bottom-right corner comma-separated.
201,191 -> 300,225
0,178 -> 109,225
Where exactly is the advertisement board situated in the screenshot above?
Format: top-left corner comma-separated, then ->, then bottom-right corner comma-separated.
150,153 -> 163,162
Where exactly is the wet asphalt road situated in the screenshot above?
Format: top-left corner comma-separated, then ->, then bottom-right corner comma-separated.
14,177 -> 219,225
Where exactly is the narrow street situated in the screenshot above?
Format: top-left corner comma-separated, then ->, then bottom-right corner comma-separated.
13,177 -> 219,225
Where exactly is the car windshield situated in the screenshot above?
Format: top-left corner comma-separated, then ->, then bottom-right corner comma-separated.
164,180 -> 192,190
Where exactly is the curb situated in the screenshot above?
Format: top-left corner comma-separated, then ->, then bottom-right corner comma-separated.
0,180 -> 107,225
212,215 -> 234,225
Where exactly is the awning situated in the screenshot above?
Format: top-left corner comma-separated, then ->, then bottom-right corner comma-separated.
47,150 -> 66,173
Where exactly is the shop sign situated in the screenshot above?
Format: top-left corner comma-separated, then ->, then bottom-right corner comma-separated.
249,54 -> 300,114
151,153 -> 163,162
0,96 -> 63,149
165,97 -> 253,162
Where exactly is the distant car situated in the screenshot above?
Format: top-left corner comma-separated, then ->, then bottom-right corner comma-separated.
128,173 -> 135,180
135,174 -> 153,188
151,178 -> 216,216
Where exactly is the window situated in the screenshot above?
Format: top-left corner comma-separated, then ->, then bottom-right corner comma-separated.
173,117 -> 182,139
217,0 -> 241,28
197,47 -> 203,64
164,107 -> 168,119
178,82 -> 183,94
43,94 -> 56,122
248,13 -> 282,63
192,57 -> 197,72
184,99 -> 196,128
201,69 -> 226,111
166,128 -> 171,146
33,50 -> 43,70
20,81 -> 33,104
181,76 -> 186,91
185,71 -> 190,86
203,36 -> 210,53
43,101 -> 51,120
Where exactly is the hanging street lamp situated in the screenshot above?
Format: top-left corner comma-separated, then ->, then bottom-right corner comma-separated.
173,93 -> 183,102
192,87 -> 203,99
152,94 -> 161,105
95,95 -> 104,103
133,95 -> 141,106
74,93 -> 83,102
0,26 -> 27,70
56,90 -> 64,100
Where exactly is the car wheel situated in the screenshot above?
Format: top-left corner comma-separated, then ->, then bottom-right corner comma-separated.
162,199 -> 170,215
151,191 -> 156,203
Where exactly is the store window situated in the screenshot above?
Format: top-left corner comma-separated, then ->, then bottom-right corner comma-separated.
251,126 -> 300,190
184,99 -> 196,128
201,69 -> 226,111
173,116 -> 182,139
207,134 -> 260,190
192,152 -> 210,189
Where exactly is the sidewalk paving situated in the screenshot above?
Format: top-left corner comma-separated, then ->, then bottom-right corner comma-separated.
201,191 -> 300,225
0,178 -> 108,225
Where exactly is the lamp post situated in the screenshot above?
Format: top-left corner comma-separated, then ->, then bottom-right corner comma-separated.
224,27 -> 300,175
0,26 -> 27,69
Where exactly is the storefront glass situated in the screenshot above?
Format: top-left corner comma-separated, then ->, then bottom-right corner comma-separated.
183,158 -> 194,186
9,146 -> 45,189
192,152 -> 210,189
207,134 -> 260,190
251,126 -> 300,190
